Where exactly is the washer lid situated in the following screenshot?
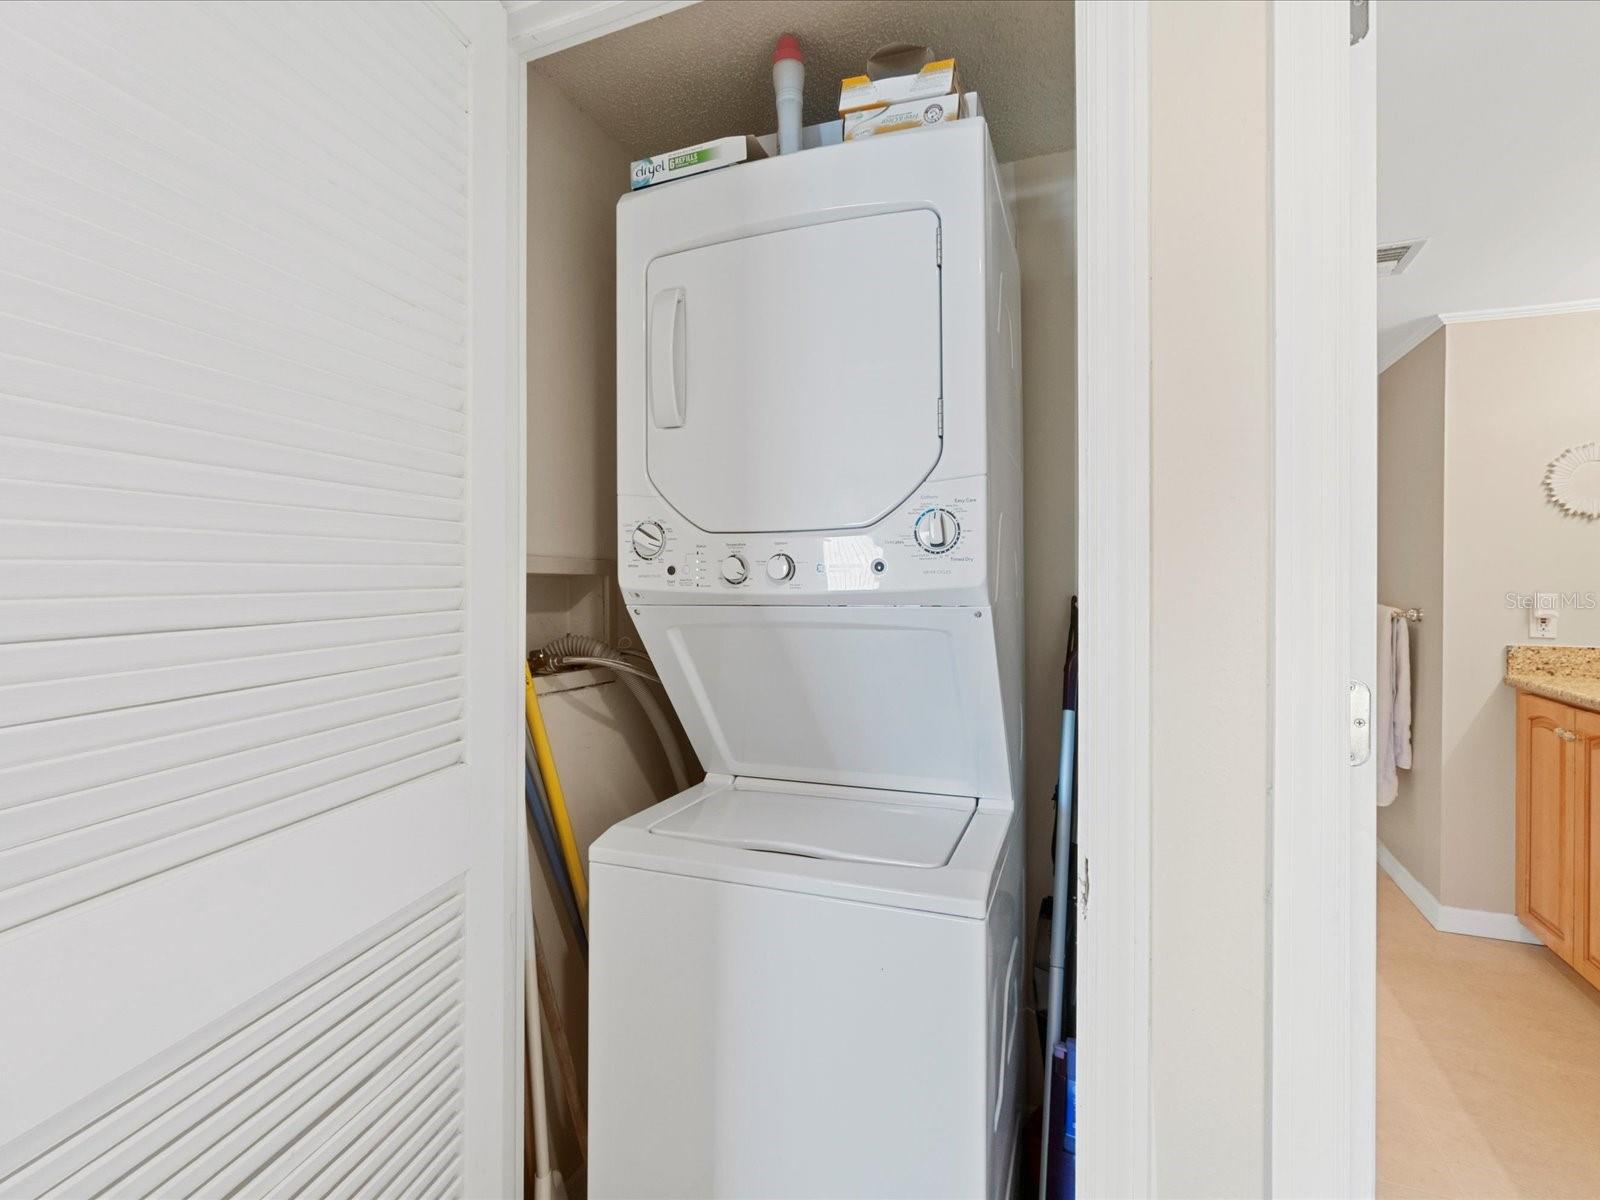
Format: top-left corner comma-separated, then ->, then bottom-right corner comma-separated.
631,603 -> 1014,802
649,778 -> 975,869
591,775 -> 1010,918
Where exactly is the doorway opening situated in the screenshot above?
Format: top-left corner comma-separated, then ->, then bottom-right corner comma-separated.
511,3 -> 1077,1196
1372,4 -> 1600,1196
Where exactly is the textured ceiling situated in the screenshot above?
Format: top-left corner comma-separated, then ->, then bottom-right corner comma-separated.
531,0 -> 1073,164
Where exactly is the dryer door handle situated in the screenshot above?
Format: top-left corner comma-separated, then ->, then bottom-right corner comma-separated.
649,287 -> 687,428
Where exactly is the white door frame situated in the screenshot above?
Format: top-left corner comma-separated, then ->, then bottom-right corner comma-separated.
451,1 -> 528,1193
1074,3 -> 1153,1196
1347,5 -> 1380,1187
1077,1 -> 1377,1195
1268,2 -> 1377,1195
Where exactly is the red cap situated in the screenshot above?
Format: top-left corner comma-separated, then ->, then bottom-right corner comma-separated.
772,33 -> 803,64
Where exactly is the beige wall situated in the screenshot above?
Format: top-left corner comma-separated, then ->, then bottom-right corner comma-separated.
1439,312 -> 1600,911
1149,3 -> 1271,1194
1378,312 -> 1600,916
1377,329 -> 1447,896
1002,150 -> 1078,1088
526,68 -> 626,569
523,68 -> 691,1182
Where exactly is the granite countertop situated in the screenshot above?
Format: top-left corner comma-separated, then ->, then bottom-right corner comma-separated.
1505,645 -> 1600,712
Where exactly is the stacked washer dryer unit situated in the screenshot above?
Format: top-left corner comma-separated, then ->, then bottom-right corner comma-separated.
591,116 -> 1024,1199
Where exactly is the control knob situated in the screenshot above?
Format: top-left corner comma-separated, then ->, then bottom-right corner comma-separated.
720,554 -> 749,585
913,508 -> 960,553
766,553 -> 795,582
631,520 -> 666,560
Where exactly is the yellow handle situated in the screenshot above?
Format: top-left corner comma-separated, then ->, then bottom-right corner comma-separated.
525,662 -> 588,918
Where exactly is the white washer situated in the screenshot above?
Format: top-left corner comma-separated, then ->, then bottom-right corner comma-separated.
592,117 -> 1024,1199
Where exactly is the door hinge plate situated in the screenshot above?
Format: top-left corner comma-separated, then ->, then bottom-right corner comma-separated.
1350,0 -> 1370,45
1078,857 -> 1089,915
1350,681 -> 1372,765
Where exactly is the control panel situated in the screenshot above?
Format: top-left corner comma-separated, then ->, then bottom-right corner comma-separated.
618,478 -> 990,605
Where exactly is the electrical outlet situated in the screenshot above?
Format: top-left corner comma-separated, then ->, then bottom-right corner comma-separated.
1532,592 -> 1560,639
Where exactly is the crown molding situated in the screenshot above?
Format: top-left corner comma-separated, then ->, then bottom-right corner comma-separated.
1380,296 -> 1600,374
1438,295 -> 1600,326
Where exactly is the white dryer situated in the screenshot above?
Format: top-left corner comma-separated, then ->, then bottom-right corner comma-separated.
590,117 -> 1025,1200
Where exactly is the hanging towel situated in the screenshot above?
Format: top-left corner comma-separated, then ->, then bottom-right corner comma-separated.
1376,606 -> 1413,806
1392,615 -> 1413,773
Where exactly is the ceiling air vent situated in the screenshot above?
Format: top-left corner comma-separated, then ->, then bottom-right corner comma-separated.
1377,239 -> 1426,277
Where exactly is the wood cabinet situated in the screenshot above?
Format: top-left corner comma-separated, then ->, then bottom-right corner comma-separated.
1516,693 -> 1578,957
1577,707 -> 1600,989
1515,691 -> 1600,987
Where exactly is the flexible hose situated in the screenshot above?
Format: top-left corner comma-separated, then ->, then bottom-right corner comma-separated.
534,633 -> 620,664
533,636 -> 691,793
525,661 -> 588,918
533,635 -> 659,683
611,669 -> 691,793
550,655 -> 661,685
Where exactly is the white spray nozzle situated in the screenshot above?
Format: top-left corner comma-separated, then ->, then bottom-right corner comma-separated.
772,34 -> 805,156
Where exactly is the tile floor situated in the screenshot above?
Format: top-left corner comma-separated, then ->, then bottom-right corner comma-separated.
1379,874 -> 1600,1198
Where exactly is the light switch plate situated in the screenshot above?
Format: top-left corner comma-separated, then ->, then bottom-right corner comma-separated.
1532,592 -> 1559,639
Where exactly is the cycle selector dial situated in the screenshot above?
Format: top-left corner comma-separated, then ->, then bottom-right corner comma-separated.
913,508 -> 960,553
766,553 -> 795,582
631,520 -> 666,560
720,554 -> 749,585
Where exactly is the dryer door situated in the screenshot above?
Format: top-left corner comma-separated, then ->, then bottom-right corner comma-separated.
644,209 -> 943,534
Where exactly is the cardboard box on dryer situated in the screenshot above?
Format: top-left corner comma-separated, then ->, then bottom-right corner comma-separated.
842,92 -> 966,142
629,135 -> 766,190
838,55 -> 962,115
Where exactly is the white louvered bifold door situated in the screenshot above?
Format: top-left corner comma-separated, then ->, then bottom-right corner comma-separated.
0,3 -> 521,1197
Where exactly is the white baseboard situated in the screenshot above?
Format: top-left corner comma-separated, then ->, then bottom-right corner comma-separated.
1377,844 -> 1542,945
